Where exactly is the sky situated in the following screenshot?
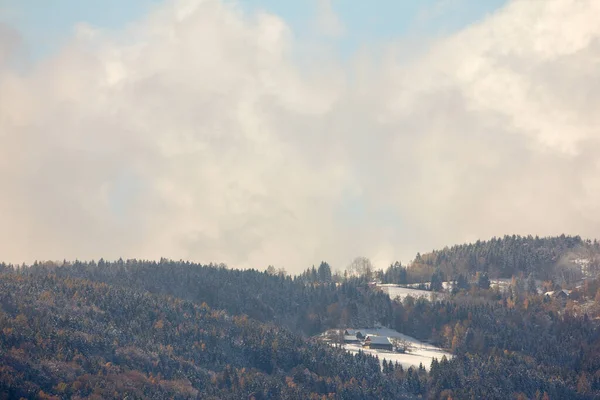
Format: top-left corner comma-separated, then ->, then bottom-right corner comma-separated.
2,0 -> 507,59
0,0 -> 599,273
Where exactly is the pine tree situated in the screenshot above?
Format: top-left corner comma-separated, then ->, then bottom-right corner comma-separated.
318,262 -> 332,282
477,272 -> 490,290
527,273 -> 537,294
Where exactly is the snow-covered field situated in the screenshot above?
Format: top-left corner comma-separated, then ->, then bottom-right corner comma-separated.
490,278 -> 512,292
376,284 -> 434,301
332,327 -> 453,371
405,282 -> 452,290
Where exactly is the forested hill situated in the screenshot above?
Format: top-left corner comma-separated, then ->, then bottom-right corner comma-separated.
409,234 -> 600,281
2,234 -> 600,399
0,270 -> 416,399
19,260 -> 394,336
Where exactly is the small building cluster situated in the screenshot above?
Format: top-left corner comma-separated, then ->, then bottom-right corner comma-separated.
543,289 -> 571,299
343,329 -> 364,343
344,329 -> 394,351
543,289 -> 572,305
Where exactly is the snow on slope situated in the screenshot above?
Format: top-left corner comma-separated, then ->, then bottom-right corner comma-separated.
339,327 -> 453,371
490,279 -> 512,292
376,284 -> 434,301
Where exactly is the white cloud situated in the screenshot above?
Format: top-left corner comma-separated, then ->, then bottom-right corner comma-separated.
0,0 -> 599,272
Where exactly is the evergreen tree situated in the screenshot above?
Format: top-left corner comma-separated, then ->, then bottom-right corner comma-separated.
455,274 -> 470,292
477,272 -> 490,290
527,273 -> 537,294
318,261 -> 332,282
431,271 -> 444,292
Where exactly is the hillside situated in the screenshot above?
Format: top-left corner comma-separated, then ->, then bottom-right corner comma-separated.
0,271 -> 415,399
404,235 -> 600,283
22,260 -> 394,335
2,234 -> 600,399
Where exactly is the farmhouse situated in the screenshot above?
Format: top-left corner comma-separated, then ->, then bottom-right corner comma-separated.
344,329 -> 365,342
544,289 -> 571,299
363,335 -> 393,351
344,334 -> 359,343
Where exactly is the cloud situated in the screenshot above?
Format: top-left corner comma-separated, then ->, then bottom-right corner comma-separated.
0,22 -> 22,65
0,0 -> 599,272
314,0 -> 345,38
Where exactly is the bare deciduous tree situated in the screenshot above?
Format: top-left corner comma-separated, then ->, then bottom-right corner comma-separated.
347,257 -> 374,280
389,337 -> 412,353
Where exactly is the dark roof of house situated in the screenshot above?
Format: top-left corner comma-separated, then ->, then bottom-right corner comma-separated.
544,289 -> 571,297
365,335 -> 392,345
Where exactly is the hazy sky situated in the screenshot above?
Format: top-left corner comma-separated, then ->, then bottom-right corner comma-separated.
1,0 -> 599,273
1,0 -> 507,58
